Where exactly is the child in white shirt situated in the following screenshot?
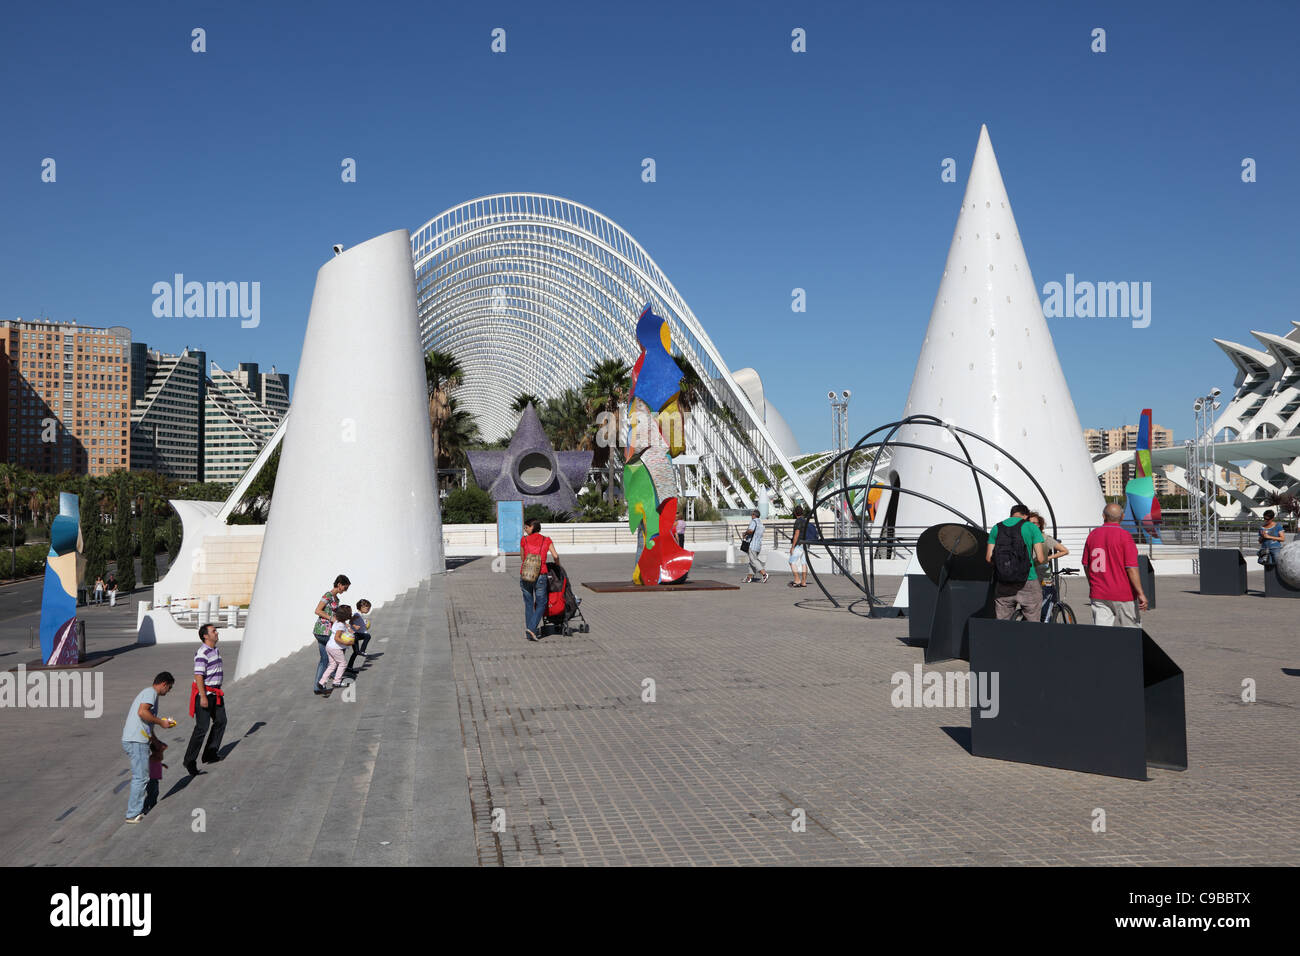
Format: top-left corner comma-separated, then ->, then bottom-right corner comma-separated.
318,605 -> 354,694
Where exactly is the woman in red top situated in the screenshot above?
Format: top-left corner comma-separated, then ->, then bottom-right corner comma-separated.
520,519 -> 560,641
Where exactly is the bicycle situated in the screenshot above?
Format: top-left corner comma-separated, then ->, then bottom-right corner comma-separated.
1011,566 -> 1079,624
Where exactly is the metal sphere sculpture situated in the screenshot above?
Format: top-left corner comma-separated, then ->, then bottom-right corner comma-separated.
804,414 -> 1059,613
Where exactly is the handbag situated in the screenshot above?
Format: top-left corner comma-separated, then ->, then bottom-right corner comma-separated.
739,530 -> 753,554
521,552 -> 542,583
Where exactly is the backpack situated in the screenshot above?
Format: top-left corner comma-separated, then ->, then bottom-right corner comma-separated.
520,535 -> 548,583
992,518 -> 1031,586
802,518 -> 819,542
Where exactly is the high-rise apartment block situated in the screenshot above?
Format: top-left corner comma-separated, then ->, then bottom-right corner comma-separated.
1083,422 -> 1175,497
1,319 -> 132,476
203,362 -> 290,483
129,346 -> 207,481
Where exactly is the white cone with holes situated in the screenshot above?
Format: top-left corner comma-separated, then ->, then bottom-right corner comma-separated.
235,229 -> 444,680
884,125 -> 1104,539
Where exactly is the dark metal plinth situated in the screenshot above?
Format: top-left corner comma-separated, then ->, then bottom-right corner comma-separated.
968,619 -> 1187,780
906,574 -> 938,644
1137,554 -> 1156,609
923,579 -> 994,664
582,580 -> 739,593
1263,565 -> 1300,598
1198,548 -> 1246,595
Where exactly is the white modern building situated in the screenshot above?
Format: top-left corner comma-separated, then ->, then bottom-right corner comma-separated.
1091,321 -> 1300,518
409,194 -> 808,511
204,361 -> 290,484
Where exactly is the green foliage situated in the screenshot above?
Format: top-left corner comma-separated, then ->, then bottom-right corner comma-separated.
112,479 -> 136,592
443,484 -> 495,524
228,446 -> 279,524
524,504 -> 569,523
691,497 -> 722,522
540,388 -> 591,450
163,514 -> 182,564
177,482 -> 231,502
578,487 -> 623,522
1,544 -> 48,579
84,531 -> 108,584
139,502 -> 157,587
2,524 -> 27,547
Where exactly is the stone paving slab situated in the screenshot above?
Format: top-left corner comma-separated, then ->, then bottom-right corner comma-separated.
448,555 -> 1300,866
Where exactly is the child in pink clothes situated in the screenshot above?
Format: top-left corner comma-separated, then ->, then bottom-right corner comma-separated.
144,736 -> 167,812
318,605 -> 353,693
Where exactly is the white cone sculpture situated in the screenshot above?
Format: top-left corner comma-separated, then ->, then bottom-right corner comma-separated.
234,230 -> 443,680
887,126 -> 1104,537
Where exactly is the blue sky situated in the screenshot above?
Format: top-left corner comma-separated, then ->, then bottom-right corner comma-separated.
2,0 -> 1296,451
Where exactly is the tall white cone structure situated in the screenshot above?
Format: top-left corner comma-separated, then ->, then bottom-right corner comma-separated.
234,230 -> 443,680
887,126 -> 1104,536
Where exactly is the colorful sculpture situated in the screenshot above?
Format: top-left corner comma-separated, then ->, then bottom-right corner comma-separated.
39,492 -> 84,665
625,304 -> 694,584
1123,408 -> 1163,542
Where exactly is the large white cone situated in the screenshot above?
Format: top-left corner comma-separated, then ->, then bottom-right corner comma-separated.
885,126 -> 1104,538
235,230 -> 443,680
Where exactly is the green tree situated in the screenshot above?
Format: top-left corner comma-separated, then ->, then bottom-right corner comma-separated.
583,358 -> 632,504
438,398 -> 482,470
511,392 -> 541,413
139,495 -> 158,587
112,476 -> 136,592
0,464 -> 19,578
442,484 -> 494,524
540,388 -> 590,451
425,348 -> 465,475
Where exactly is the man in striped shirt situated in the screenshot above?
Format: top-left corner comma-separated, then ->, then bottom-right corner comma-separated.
183,624 -> 227,775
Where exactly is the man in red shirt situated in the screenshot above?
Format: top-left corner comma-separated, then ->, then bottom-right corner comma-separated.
1083,503 -> 1149,626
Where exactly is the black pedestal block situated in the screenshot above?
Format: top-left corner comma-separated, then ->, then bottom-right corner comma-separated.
923,579 -> 994,664
1263,565 -> 1300,598
1137,555 -> 1156,609
907,574 -> 938,644
1199,548 -> 1246,595
968,619 -> 1187,780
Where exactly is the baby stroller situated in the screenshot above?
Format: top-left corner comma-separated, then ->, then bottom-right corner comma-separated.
543,561 -> 589,636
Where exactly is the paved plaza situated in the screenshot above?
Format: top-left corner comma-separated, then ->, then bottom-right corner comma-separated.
1,556 -> 1297,866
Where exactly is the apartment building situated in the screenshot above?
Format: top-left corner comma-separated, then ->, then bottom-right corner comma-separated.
1083,422 -> 1175,497
1,319 -> 131,475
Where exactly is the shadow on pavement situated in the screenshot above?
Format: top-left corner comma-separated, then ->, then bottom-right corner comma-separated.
941,726 -> 973,754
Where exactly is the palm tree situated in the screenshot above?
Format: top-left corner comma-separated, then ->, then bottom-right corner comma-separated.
538,389 -> 584,451
424,349 -> 464,480
511,392 -> 542,414
0,464 -> 19,578
583,358 -> 632,503
437,398 -> 482,470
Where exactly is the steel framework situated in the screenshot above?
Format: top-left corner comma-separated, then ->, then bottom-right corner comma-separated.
410,194 -> 811,511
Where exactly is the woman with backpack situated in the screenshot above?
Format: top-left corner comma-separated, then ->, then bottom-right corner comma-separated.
520,519 -> 559,641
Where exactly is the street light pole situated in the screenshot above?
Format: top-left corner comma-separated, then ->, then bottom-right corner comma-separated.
829,390 -> 851,574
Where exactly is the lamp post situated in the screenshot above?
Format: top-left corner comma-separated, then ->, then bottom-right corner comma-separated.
1188,389 -> 1222,548
829,390 -> 851,573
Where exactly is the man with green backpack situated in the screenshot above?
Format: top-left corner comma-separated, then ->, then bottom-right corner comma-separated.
985,503 -> 1048,622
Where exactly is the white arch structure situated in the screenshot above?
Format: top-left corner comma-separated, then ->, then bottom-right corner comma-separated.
410,193 -> 811,510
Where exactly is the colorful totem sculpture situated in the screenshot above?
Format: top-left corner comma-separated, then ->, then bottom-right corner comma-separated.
624,304 -> 694,585
39,492 -> 85,665
1123,408 -> 1163,542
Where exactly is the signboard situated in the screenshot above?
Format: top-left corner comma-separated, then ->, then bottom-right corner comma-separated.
497,500 -> 524,555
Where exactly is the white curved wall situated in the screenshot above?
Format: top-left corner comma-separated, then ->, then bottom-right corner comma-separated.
234,229 -> 443,680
